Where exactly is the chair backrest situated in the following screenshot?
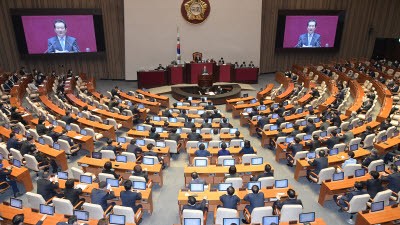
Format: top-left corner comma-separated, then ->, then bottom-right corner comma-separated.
347,194 -> 370,213
28,129 -> 39,140
251,206 -> 273,224
343,164 -> 362,177
326,126 -> 338,136
363,134 -> 376,148
186,141 -> 199,151
24,154 -> 39,172
242,154 -> 258,164
373,189 -> 392,206
215,208 -> 238,225
121,152 -> 136,162
280,205 -> 303,222
42,135 -> 54,146
314,147 -> 329,156
386,126 -> 396,137
332,143 -> 346,153
26,192 -> 46,210
82,202 -> 104,220
71,167 -> 84,180
209,141 -> 221,148
293,151 -> 308,166
258,177 -> 275,188
316,167 -> 336,184
0,144 -> 10,160
276,137 -> 286,145
368,159 -> 384,172
129,175 -> 146,183
58,139 -> 72,155
220,128 -> 230,134
98,173 -> 116,182
70,123 -> 81,133
113,205 -> 137,224
348,137 -> 362,147
182,209 -> 204,225
225,177 -> 243,189
165,140 -> 178,154
201,128 -> 211,134
106,118 -> 119,130
10,148 -> 24,161
144,138 -> 156,146
100,150 -> 116,160
53,197 -> 74,215
375,130 -> 387,142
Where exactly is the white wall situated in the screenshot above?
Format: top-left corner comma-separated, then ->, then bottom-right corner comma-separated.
124,0 -> 262,80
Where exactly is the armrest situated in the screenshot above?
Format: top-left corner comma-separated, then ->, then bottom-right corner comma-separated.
177,142 -> 183,151
45,196 -> 56,204
203,210 -> 207,225
133,207 -> 143,224
343,200 -> 350,211
147,179 -> 153,189
103,204 -> 114,217
274,207 -> 281,215
243,208 -> 251,224
213,207 -> 217,223
73,200 -> 85,209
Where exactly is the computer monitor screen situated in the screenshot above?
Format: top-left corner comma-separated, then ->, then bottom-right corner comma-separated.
195,129 -> 201,134
52,120 -> 58,126
285,123 -> 293,129
169,117 -> 177,123
116,155 -> 127,163
381,135 -> 387,142
269,125 -> 278,131
251,157 -> 263,165
320,131 -> 327,137
92,152 -> 102,159
10,198 -> 22,209
13,159 -> 21,168
271,113 -> 279,119
66,125 -> 71,131
297,108 -> 304,114
39,137 -> 45,145
245,108 -> 253,113
136,139 -> 145,146
152,116 -> 160,121
74,210 -> 89,221
329,148 -> 339,156
229,128 -> 238,134
285,137 -> 294,143
240,141 -> 245,148
197,110 -> 205,115
188,97 -> 193,101
190,183 -> 204,192
156,141 -> 166,148
176,128 -> 182,134
332,172 -> 344,181
117,137 -> 126,143
220,118 -> 230,123
197,142 -> 208,149
80,129 -> 87,135
138,104 -> 145,109
247,181 -> 261,190
275,179 -> 288,188
194,159 -> 207,167
0,154 -> 3,160
143,157 -> 155,165
336,128 -> 342,133
80,175 -> 92,184
348,124 -> 353,130
223,218 -> 240,225
183,218 -> 201,225
136,125 -> 145,131
303,134 -> 312,141
370,201 -> 384,212
300,120 -> 307,126
155,127 -> 163,133
109,214 -> 125,225
40,204 -> 54,215
103,120 -> 109,125
283,101 -> 289,106
307,152 -> 316,159
206,118 -> 212,123
130,181 -> 145,191
53,143 -> 60,150
218,183 -> 232,191
127,101 -> 133,106
376,164 -> 385,172
122,111 -> 128,116
355,169 -> 365,177
106,178 -> 119,187
223,159 -> 235,166
314,118 -> 320,123
394,160 -> 400,166
57,172 -> 68,180
272,103 -> 279,109
299,212 -> 315,223
350,144 -> 358,151
357,120 -> 364,127
262,216 -> 279,225
259,105 -> 267,111
250,99 -> 257,104
256,116 -> 262,121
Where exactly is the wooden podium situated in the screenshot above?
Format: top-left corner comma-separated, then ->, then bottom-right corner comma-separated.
198,74 -> 213,88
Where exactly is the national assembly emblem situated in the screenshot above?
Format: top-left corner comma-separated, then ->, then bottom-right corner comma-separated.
181,0 -> 211,24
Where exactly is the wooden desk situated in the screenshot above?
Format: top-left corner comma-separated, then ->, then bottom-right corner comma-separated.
279,218 -> 327,225
374,134 -> 400,155
1,160 -> 33,192
226,96 -> 255,111
136,89 -> 169,108
275,83 -> 294,103
355,205 -> 400,225
119,91 -> 161,114
257,84 -> 274,100
232,102 -> 260,118
126,129 -> 212,143
77,157 -> 163,186
187,146 -> 257,164
293,149 -> 371,181
115,142 -> 171,166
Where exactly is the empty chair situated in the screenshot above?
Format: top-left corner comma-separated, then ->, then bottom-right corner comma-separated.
98,173 -> 117,183
214,208 -> 239,225
28,129 -> 40,140
243,206 -> 273,224
309,167 -> 336,184
220,128 -> 230,134
326,126 -> 338,136
106,118 -> 122,130
242,154 -> 258,164
386,126 -> 396,137
225,177 -> 243,189
112,205 -> 143,224
70,123 -> 81,133
42,135 -> 54,146
217,155 -> 233,165
200,128 -> 211,134
26,192 -> 46,210
182,209 -> 206,225
57,139 -> 74,158
368,189 -> 392,206
362,134 -> 375,149
10,148 -> 24,162
332,143 -> 346,153
82,202 -> 113,220
82,128 -> 103,141
56,120 -> 66,128
24,154 -> 46,179
0,145 -> 10,160
343,164 -> 362,177
144,138 -> 156,146
143,155 -> 159,164
292,151 -> 308,166
52,197 -> 75,215
279,205 -> 303,222
165,139 -> 180,154
99,150 -> 116,160
121,152 -> 137,162
258,177 -> 275,188
209,141 -> 221,148
348,138 -> 362,147
375,130 -> 387,143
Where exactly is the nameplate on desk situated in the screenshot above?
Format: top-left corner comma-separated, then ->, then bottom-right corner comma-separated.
74,135 -> 83,139
80,164 -> 89,167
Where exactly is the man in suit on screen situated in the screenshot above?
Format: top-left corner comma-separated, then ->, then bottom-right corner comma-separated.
46,19 -> 80,53
295,19 -> 321,48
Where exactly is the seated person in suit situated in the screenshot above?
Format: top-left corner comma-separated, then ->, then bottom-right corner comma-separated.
220,118 -> 233,128
101,139 -> 119,155
63,179 -> 84,207
322,130 -> 340,149
303,118 -> 317,134
211,109 -> 222,119
178,109 -> 188,120
357,99 -> 373,113
148,127 -> 161,140
289,124 -> 301,137
330,112 -> 342,127
363,171 -> 384,198
306,150 -> 328,182
341,151 -> 357,168
381,164 -> 400,193
47,19 -> 79,53
61,111 -> 78,125
91,181 -> 116,211
10,107 -> 27,125
58,129 -> 81,154
334,181 -> 367,211
286,137 -> 303,167
6,132 -> 22,151
167,128 -> 181,142
256,113 -> 270,137
161,108 -> 173,117
218,142 -> 231,156
251,164 -> 274,181
120,180 -> 142,213
239,140 -> 255,154
204,102 -> 215,110
188,127 -> 202,141
295,19 -> 321,48
379,118 -> 391,131
144,143 -> 165,167
37,172 -> 59,201
274,189 -> 303,210
219,186 -> 240,209
225,165 -> 239,179
305,135 -> 322,152
102,161 -> 120,179
361,149 -> 379,167
360,126 -> 374,142
182,196 -> 207,212
184,117 -> 196,128
132,165 -> 149,182
0,163 -> 21,197
126,139 -> 141,155
110,86 -> 120,97
189,172 -> 206,186
243,185 -> 265,216
194,143 -> 210,157
47,126 -> 61,143
12,214 -> 47,225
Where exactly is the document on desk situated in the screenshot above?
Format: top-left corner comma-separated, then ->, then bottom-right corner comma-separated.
74,135 -> 83,140
75,184 -> 88,190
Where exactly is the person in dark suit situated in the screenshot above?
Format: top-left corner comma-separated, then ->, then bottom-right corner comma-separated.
110,86 -> 120,97
330,113 -> 342,127
201,120 -> 212,128
178,109 -> 188,120
102,161 -> 120,179
211,109 -> 222,119
20,136 -> 35,157
220,118 -> 233,128
47,126 -> 61,143
363,171 -> 384,198
147,127 -> 160,141
225,166 -> 240,179
361,150 -> 379,167
132,165 -> 149,182
37,172 -> 59,201
361,126 -> 374,141
126,139 -> 141,155
182,196 -> 207,212
101,139 -> 119,155
381,164 -> 400,193
218,142 -> 231,156
61,111 -> 78,125
6,132 -> 22,151
243,185 -> 265,215
55,215 -> 78,225
289,124 -> 301,137
187,127 -> 202,141
379,119 -> 391,131
36,118 -> 49,136
183,117 -> 195,128
0,163 -> 21,197
161,108 -> 173,117
286,137 -> 303,167
303,118 -> 317,134
306,150 -> 328,182
219,186 -> 240,209
251,164 -> 274,181
194,143 -> 210,157
275,189 -> 303,210
239,140 -> 255,154
334,181 -> 367,210
295,19 -> 321,48
305,135 -> 322,152
120,180 -> 142,213
322,130 -> 340,149
188,172 -> 206,185
167,128 -> 181,142
10,107 -> 27,125
46,19 -> 79,53
204,102 -> 215,110
62,179 -> 84,206
91,181 -> 116,211
12,214 -> 47,225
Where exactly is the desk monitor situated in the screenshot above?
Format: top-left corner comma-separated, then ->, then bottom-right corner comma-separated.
275,179 -> 288,188
367,117 -> 373,122
269,125 -> 278,131
192,103 -> 198,107
219,142 -> 230,148
251,157 -> 263,165
286,136 -> 294,143
197,110 -> 205,115
106,178 -> 119,188
355,169 -> 365,177
271,103 -> 278,109
80,175 -> 93,184
13,159 -> 21,168
250,99 -> 257,104
223,218 -> 240,225
371,201 -> 384,212
196,129 -> 201,134
155,127 -> 163,133
394,160 -> 400,166
332,172 -> 344,181
300,120 -> 307,126
127,101 -> 133,106
336,128 -> 342,133
143,157 -> 155,165
39,137 -> 45,145
169,117 -> 177,123
89,115 -> 96,121
103,120 -> 109,125
348,124 -> 353,130
57,171 -> 68,180
77,112 -> 83,117
156,141 -> 166,148
394,129 -> 400,137
98,105 -> 103,110
136,125 -> 145,131
271,113 -> 279,119
109,214 -> 125,225
66,125 -> 71,131
329,148 -> 339,156
240,141 -> 245,148
376,164 -> 385,172
299,212 -> 315,223
183,218 -> 201,225
152,116 -> 161,121
297,108 -> 304,114
194,159 -> 207,167
201,97 -> 207,102
138,104 -> 145,109
176,128 -> 182,134
380,135 -> 387,142
53,143 -> 60,150
223,159 -> 235,167
243,93 -> 249,98
116,155 -> 127,163
245,108 -> 253,113
306,152 -> 316,159
80,129 -> 87,136
74,210 -> 89,221
256,116 -> 262,121
308,106 -> 313,111
188,97 -> 193,101
259,105 -> 267,111
176,102 -> 183,106
283,101 -> 289,106
303,134 -> 312,141
220,118 -> 230,123
247,181 -> 261,190
218,183 -> 232,192
262,216 -> 279,225
286,123 -> 293,129
10,198 -> 22,209
197,142 -> 208,149
320,131 -> 327,137
0,154 -> 3,160
350,144 -> 358,151
314,118 -> 320,123
40,204 -> 54,215
52,120 -> 58,126
136,139 -> 145,146
229,128 -> 238,134
92,152 -> 102,159
133,181 -> 146,190
117,137 -> 126,143
190,183 -> 204,192
206,118 -> 212,124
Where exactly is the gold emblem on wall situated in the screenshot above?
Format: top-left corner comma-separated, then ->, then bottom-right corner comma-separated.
181,0 -> 211,24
